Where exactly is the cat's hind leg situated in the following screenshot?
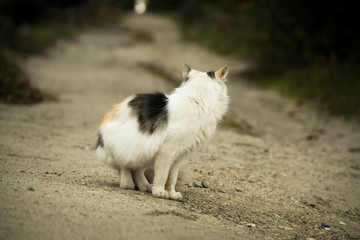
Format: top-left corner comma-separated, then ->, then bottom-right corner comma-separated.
133,168 -> 152,192
119,168 -> 135,190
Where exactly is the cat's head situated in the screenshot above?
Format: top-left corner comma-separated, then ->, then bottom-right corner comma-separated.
182,64 -> 229,85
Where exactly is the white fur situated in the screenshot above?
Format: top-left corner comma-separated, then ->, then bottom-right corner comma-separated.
99,100 -> 166,169
96,65 -> 229,200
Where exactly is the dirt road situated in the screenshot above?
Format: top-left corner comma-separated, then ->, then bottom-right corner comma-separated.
1,14 -> 359,240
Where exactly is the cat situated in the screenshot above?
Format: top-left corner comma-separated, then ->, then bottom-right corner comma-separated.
96,64 -> 229,200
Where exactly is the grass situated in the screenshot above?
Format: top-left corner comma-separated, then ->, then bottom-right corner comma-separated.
0,55 -> 58,103
246,66 -> 360,120
180,22 -> 360,121
220,115 -> 257,136
0,24 -> 74,104
181,24 -> 256,60
0,5 -> 123,104
10,24 -> 75,55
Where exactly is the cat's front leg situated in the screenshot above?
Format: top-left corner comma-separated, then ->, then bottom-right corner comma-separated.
166,158 -> 183,200
152,151 -> 173,199
152,186 -> 169,199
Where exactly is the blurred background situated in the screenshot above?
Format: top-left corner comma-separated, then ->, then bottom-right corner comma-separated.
1,0 -> 359,120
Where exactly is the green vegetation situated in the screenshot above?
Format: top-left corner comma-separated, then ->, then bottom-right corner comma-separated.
220,115 -> 256,136
0,23 -> 74,103
249,66 -> 360,119
0,55 -> 41,103
2,0 -> 359,119
174,1 -> 360,120
0,0 -> 125,104
0,55 -> 58,103
10,25 -> 75,55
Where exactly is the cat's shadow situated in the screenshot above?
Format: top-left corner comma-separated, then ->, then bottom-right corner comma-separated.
92,180 -> 186,202
97,180 -> 119,189
95,180 -> 150,194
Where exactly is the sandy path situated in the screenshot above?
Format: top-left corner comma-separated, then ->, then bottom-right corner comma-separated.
1,14 -> 359,240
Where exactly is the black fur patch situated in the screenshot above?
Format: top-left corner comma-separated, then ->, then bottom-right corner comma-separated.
96,132 -> 104,148
128,92 -> 169,134
207,71 -> 215,79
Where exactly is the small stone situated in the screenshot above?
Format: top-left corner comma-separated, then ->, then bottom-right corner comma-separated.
321,222 -> 330,228
235,188 -> 243,192
294,235 -> 306,240
347,234 -> 359,239
193,182 -> 202,188
280,226 -> 292,231
79,212 -> 87,217
201,181 -> 209,188
246,223 -> 256,228
217,189 -> 226,193
27,187 -> 35,191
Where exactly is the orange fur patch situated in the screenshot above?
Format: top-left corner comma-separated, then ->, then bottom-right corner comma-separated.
101,103 -> 122,126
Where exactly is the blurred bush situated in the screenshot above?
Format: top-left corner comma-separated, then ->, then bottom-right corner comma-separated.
1,0 -> 359,118
165,0 -> 359,119
171,0 -> 359,69
0,0 -> 126,104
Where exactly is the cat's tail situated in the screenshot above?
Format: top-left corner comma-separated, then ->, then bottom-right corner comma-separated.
95,146 -> 107,162
95,130 -> 105,159
95,131 -> 110,164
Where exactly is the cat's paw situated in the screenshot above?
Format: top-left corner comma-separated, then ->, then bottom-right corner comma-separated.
152,187 -> 169,199
138,183 -> 153,192
169,191 -> 182,201
120,182 -> 135,190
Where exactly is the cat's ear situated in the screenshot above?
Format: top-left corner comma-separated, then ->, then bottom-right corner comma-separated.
182,64 -> 192,81
215,65 -> 229,81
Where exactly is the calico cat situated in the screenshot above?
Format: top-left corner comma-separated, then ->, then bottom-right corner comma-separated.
96,64 -> 229,200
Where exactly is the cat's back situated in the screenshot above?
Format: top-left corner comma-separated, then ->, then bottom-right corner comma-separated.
99,92 -> 169,133
163,92 -> 220,150
97,93 -> 169,166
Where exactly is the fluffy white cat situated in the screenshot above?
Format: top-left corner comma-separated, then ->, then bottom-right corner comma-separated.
96,64 -> 229,200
